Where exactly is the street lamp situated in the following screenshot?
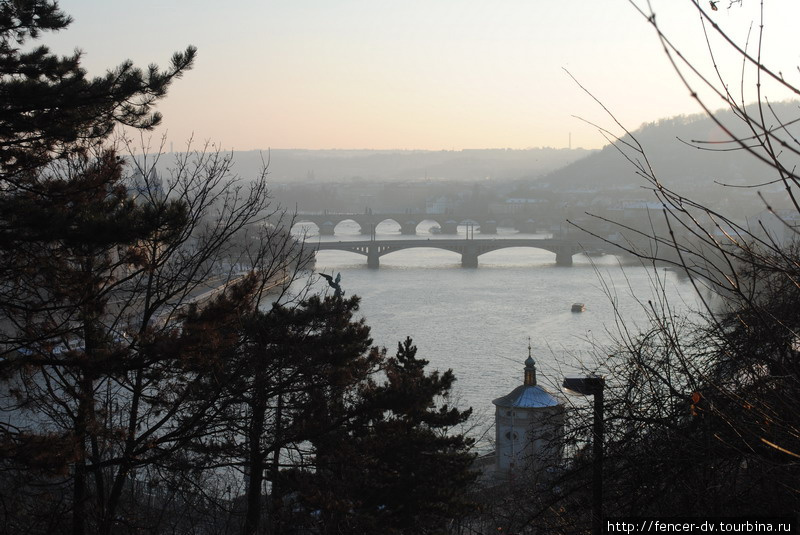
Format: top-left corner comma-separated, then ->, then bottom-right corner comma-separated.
563,376 -> 605,535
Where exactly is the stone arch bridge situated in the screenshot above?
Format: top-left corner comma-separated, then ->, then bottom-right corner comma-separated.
314,238 -> 607,268
293,212 -> 538,236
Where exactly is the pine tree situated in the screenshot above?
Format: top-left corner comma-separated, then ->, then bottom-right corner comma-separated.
209,295 -> 383,535
0,0 -> 195,181
202,300 -> 477,535
0,3 -> 303,534
301,337 -> 477,535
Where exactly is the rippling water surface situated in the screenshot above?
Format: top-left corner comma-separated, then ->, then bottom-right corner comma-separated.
294,220 -> 698,437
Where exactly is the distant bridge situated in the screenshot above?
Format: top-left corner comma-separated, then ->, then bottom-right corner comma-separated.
313,238 -> 610,268
293,211 -> 540,236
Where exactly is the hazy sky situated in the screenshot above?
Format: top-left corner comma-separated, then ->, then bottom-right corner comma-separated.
43,1 -> 800,151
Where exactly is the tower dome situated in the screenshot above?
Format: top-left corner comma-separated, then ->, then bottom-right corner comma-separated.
524,353 -> 536,387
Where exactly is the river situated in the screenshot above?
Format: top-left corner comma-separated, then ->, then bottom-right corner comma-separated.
295,220 -> 698,442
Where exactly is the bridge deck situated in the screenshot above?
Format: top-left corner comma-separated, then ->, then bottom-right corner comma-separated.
313,238 -> 604,250
310,237 -> 616,268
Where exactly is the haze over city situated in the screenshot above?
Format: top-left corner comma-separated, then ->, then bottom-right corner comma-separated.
4,1 -> 800,533
44,1 -> 800,151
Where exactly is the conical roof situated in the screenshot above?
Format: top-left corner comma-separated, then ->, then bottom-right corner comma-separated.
492,384 -> 561,408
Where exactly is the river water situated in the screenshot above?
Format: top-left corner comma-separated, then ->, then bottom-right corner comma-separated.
295,220 -> 698,441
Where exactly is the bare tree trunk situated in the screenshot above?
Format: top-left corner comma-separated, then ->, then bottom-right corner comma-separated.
268,392 -> 284,535
101,370 -> 144,535
243,396 -> 267,535
72,374 -> 93,535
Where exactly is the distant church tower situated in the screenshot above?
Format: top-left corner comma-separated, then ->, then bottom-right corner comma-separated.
492,344 -> 565,477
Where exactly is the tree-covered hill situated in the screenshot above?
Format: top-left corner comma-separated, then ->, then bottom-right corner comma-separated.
537,101 -> 800,194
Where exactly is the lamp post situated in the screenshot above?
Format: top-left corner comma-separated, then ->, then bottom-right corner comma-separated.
563,376 -> 605,535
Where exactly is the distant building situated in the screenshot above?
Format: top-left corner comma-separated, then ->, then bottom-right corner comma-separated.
748,209 -> 800,247
620,199 -> 668,217
488,198 -> 548,215
425,196 -> 458,214
128,168 -> 163,198
492,347 -> 565,479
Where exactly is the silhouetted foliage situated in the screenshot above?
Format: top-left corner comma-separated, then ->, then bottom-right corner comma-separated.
296,336 -> 477,535
554,0 -> 800,527
0,0 -> 195,179
0,3 -> 307,534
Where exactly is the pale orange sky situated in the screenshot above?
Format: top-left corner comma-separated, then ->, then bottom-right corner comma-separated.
46,1 -> 800,151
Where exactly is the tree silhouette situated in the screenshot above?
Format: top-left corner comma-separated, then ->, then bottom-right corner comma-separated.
295,336 -> 477,535
0,3 -> 306,534
555,0 -> 800,524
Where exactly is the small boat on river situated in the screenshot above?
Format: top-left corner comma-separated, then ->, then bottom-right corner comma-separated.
571,303 -> 586,313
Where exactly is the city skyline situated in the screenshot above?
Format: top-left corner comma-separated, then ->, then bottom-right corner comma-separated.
45,1 -> 800,152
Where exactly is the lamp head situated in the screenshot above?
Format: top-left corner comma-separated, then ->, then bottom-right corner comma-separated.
562,376 -> 605,396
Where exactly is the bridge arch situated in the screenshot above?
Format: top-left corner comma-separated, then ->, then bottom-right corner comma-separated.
378,246 -> 463,266
290,219 -> 320,236
478,246 -> 561,265
417,218 -> 445,234
373,217 -> 402,230
313,248 -> 368,262
478,244 -> 575,266
332,218 -> 364,236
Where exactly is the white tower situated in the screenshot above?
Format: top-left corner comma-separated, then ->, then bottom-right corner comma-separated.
492,345 -> 565,478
